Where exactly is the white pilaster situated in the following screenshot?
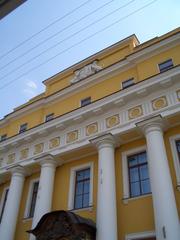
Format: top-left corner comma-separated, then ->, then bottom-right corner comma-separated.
30,154 -> 56,240
0,165 -> 25,240
137,116 -> 180,240
91,134 -> 118,240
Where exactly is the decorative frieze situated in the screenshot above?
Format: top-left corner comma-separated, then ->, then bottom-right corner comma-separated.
20,148 -> 29,160
86,122 -> 98,136
49,137 -> 60,149
152,96 -> 168,110
7,153 -> 15,164
128,105 -> 143,119
34,143 -> 44,155
106,115 -> 120,128
67,130 -> 78,143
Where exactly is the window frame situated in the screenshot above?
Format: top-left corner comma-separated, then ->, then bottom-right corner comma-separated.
0,187 -> 9,223
68,162 -> 93,211
158,59 -> 173,73
0,134 -> 7,142
80,97 -> 91,107
24,178 -> 39,219
128,151 -> 150,198
45,113 -> 54,122
125,230 -> 156,240
19,123 -> 28,134
122,146 -> 151,203
121,78 -> 135,89
169,134 -> 180,190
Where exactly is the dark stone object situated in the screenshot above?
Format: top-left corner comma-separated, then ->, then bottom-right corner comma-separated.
27,210 -> 96,240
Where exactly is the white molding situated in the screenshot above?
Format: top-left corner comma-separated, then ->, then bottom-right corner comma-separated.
121,145 -> 147,202
125,230 -> 156,240
0,186 -> 9,223
169,134 -> 180,190
68,162 -> 94,210
24,178 -> 39,219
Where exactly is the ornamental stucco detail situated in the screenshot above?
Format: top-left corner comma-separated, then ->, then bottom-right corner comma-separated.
34,143 -> 44,155
152,96 -> 168,110
49,137 -> 60,149
86,122 -> 98,136
106,115 -> 120,128
128,105 -> 143,119
70,61 -> 102,84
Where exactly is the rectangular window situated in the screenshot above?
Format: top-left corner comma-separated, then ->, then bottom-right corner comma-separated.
81,97 -> 91,107
122,78 -> 134,89
158,59 -> 173,73
128,152 -> 151,197
74,168 -> 90,209
0,188 -> 9,223
0,134 -> 7,142
176,140 -> 180,162
28,181 -> 39,218
45,113 -> 54,122
19,123 -> 28,133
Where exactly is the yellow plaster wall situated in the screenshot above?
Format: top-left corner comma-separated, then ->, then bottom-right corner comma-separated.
0,42 -> 180,138
136,45 -> 180,81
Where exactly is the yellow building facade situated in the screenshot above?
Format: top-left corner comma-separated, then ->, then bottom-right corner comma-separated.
0,28 -> 180,240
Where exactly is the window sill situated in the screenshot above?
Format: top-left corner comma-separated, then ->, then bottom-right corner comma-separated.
69,206 -> 93,213
122,193 -> 152,204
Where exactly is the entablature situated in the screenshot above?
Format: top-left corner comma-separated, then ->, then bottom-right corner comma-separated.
0,67 -> 179,179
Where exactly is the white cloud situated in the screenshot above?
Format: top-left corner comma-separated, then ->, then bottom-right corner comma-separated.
23,80 -> 38,98
26,80 -> 37,89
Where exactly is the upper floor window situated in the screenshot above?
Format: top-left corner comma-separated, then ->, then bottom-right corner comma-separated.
122,78 -> 134,89
158,59 -> 173,73
81,97 -> 91,107
19,123 -> 28,133
24,180 -> 39,219
0,188 -> 9,223
128,152 -> 151,197
0,134 -> 7,142
74,168 -> 90,209
45,113 -> 54,122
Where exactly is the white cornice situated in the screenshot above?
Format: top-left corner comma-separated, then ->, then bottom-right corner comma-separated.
0,32 -> 180,125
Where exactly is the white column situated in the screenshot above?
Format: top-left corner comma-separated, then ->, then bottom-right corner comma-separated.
30,154 -> 56,240
91,134 -> 118,240
137,116 -> 180,240
0,165 -> 25,240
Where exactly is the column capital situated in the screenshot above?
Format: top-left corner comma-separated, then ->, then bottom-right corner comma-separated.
6,164 -> 26,177
90,133 -> 115,150
136,115 -> 165,136
35,154 -> 57,168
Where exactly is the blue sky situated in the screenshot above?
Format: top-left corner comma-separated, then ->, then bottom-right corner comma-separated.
0,0 -> 179,119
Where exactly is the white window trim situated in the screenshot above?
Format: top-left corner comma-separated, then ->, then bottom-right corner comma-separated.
0,186 -> 9,223
24,178 -> 39,219
68,162 -> 93,211
125,230 -> 156,240
122,145 -> 150,203
169,134 -> 180,190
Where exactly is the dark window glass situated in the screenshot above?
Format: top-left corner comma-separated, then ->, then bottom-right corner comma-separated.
19,123 -> 28,133
74,168 -> 90,209
0,188 -> 9,222
0,134 -> 7,142
81,97 -> 91,107
45,113 -> 54,122
122,78 -> 134,89
176,140 -> 180,162
28,182 -> 39,218
128,152 -> 151,197
158,59 -> 173,73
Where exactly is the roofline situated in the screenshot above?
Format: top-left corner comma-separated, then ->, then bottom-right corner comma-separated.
43,34 -> 139,85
